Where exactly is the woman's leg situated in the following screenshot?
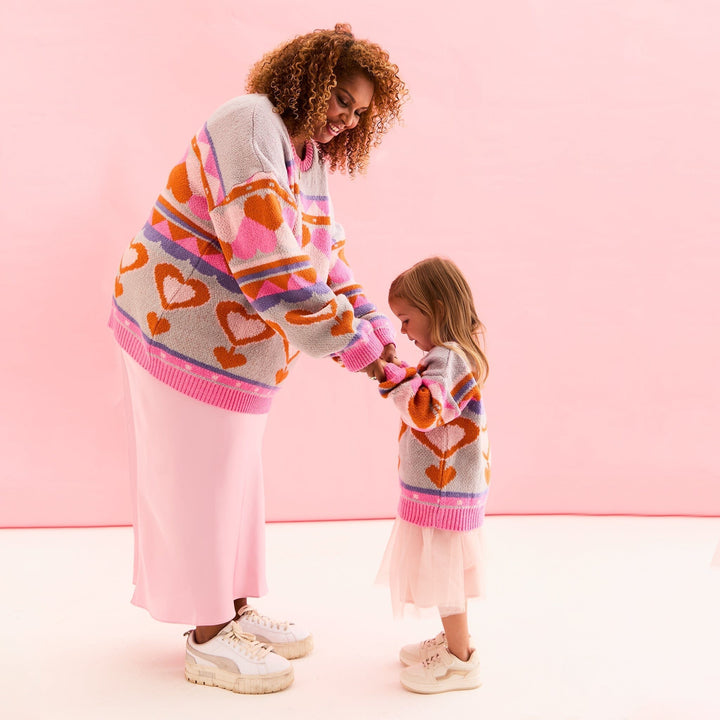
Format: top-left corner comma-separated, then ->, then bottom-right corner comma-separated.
192,597 -> 248,643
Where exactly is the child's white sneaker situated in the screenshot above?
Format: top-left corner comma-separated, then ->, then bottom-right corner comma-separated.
185,620 -> 293,694
400,646 -> 481,694
235,605 -> 313,659
399,632 -> 447,665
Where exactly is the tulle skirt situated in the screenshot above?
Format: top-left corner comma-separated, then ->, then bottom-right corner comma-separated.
376,517 -> 486,618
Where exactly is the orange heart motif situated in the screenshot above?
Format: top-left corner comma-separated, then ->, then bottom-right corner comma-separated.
285,298 -> 338,326
425,464 -> 457,490
167,162 -> 193,203
411,417 -> 479,460
275,368 -> 289,384
330,309 -> 355,337
244,193 -> 284,231
147,312 -> 170,336
216,301 -> 274,346
114,277 -> 124,297
154,264 -> 210,310
120,241 -> 149,274
213,346 -> 247,369
407,387 -> 443,430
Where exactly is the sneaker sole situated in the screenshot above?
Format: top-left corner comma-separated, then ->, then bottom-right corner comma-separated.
400,671 -> 481,695
185,662 -> 294,694
252,634 -> 314,660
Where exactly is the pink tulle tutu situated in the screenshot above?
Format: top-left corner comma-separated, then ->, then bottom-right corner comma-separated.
376,518 -> 486,618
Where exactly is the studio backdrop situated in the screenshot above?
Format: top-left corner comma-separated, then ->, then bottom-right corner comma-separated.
1,0 -> 718,527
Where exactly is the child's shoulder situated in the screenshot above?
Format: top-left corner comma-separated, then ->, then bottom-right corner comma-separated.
421,343 -> 472,374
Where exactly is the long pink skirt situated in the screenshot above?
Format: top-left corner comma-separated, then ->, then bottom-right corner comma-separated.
376,517 -> 486,618
122,353 -> 268,626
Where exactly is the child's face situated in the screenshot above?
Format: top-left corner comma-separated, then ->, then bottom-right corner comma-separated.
389,297 -> 434,352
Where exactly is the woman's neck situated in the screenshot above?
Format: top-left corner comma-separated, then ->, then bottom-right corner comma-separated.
291,135 -> 306,160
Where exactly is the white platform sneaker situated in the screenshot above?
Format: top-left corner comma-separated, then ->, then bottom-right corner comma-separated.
399,631 -> 448,665
185,620 -> 293,694
400,645 -> 481,694
235,605 -> 313,659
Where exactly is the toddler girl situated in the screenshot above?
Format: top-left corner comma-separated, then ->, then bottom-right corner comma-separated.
376,257 -> 490,694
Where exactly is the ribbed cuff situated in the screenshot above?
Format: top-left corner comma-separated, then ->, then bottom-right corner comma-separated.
372,324 -> 396,348
339,332 -> 384,372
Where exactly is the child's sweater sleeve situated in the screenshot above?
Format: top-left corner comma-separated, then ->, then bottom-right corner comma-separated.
202,102 -> 383,372
378,347 -> 479,431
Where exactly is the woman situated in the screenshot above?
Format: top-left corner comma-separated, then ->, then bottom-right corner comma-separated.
109,24 -> 407,693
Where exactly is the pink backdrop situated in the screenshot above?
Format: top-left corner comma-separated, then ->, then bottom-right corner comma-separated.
1,2 -> 718,527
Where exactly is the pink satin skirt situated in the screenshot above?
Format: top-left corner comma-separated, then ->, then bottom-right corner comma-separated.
122,353 -> 268,626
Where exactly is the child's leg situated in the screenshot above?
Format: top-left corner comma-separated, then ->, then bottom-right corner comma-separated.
440,608 -> 471,662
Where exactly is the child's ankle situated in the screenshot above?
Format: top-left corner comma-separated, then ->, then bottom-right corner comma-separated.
447,646 -> 472,662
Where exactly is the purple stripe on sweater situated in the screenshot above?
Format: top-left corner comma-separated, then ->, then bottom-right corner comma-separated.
251,285 -> 319,312
203,125 -> 226,199
400,480 -> 487,501
142,223 -> 239,293
452,376 -> 476,404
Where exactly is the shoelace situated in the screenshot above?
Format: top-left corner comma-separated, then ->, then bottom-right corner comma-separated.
422,651 -> 446,670
421,632 -> 446,649
242,607 -> 291,632
223,622 -> 273,659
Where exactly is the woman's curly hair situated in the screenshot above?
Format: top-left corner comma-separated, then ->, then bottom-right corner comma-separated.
246,23 -> 408,175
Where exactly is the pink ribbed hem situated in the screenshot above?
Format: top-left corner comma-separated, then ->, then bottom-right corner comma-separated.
398,494 -> 487,532
339,332 -> 384,372
109,310 -> 275,414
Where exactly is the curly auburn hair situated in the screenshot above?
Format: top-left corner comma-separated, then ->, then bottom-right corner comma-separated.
246,23 -> 408,175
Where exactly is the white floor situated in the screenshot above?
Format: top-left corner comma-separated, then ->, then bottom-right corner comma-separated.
2,517 -> 719,720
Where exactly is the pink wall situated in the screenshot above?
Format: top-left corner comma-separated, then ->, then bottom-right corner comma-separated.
1,2 -> 718,527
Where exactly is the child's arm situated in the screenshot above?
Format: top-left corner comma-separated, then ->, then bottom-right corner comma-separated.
378,347 -> 479,431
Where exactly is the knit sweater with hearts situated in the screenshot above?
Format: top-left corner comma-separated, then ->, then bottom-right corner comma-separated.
109,94 -> 394,413
379,344 -> 490,532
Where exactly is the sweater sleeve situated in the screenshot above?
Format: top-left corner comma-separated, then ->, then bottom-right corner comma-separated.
326,221 -> 396,349
378,347 -> 479,431
199,104 -> 383,372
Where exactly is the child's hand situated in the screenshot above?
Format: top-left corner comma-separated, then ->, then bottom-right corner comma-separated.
380,343 -> 399,365
362,358 -> 388,382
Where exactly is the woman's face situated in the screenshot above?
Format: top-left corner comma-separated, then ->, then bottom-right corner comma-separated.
312,73 -> 374,144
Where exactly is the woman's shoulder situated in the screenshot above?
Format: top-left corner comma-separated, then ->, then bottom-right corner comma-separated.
208,94 -> 281,130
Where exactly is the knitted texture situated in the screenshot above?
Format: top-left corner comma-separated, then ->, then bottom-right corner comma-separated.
110,95 -> 394,412
379,344 -> 490,531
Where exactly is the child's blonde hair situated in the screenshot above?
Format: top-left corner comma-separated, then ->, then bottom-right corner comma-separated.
389,257 -> 489,384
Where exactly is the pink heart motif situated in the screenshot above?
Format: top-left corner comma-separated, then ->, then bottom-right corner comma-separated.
310,227 -> 331,256
232,217 -> 279,259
